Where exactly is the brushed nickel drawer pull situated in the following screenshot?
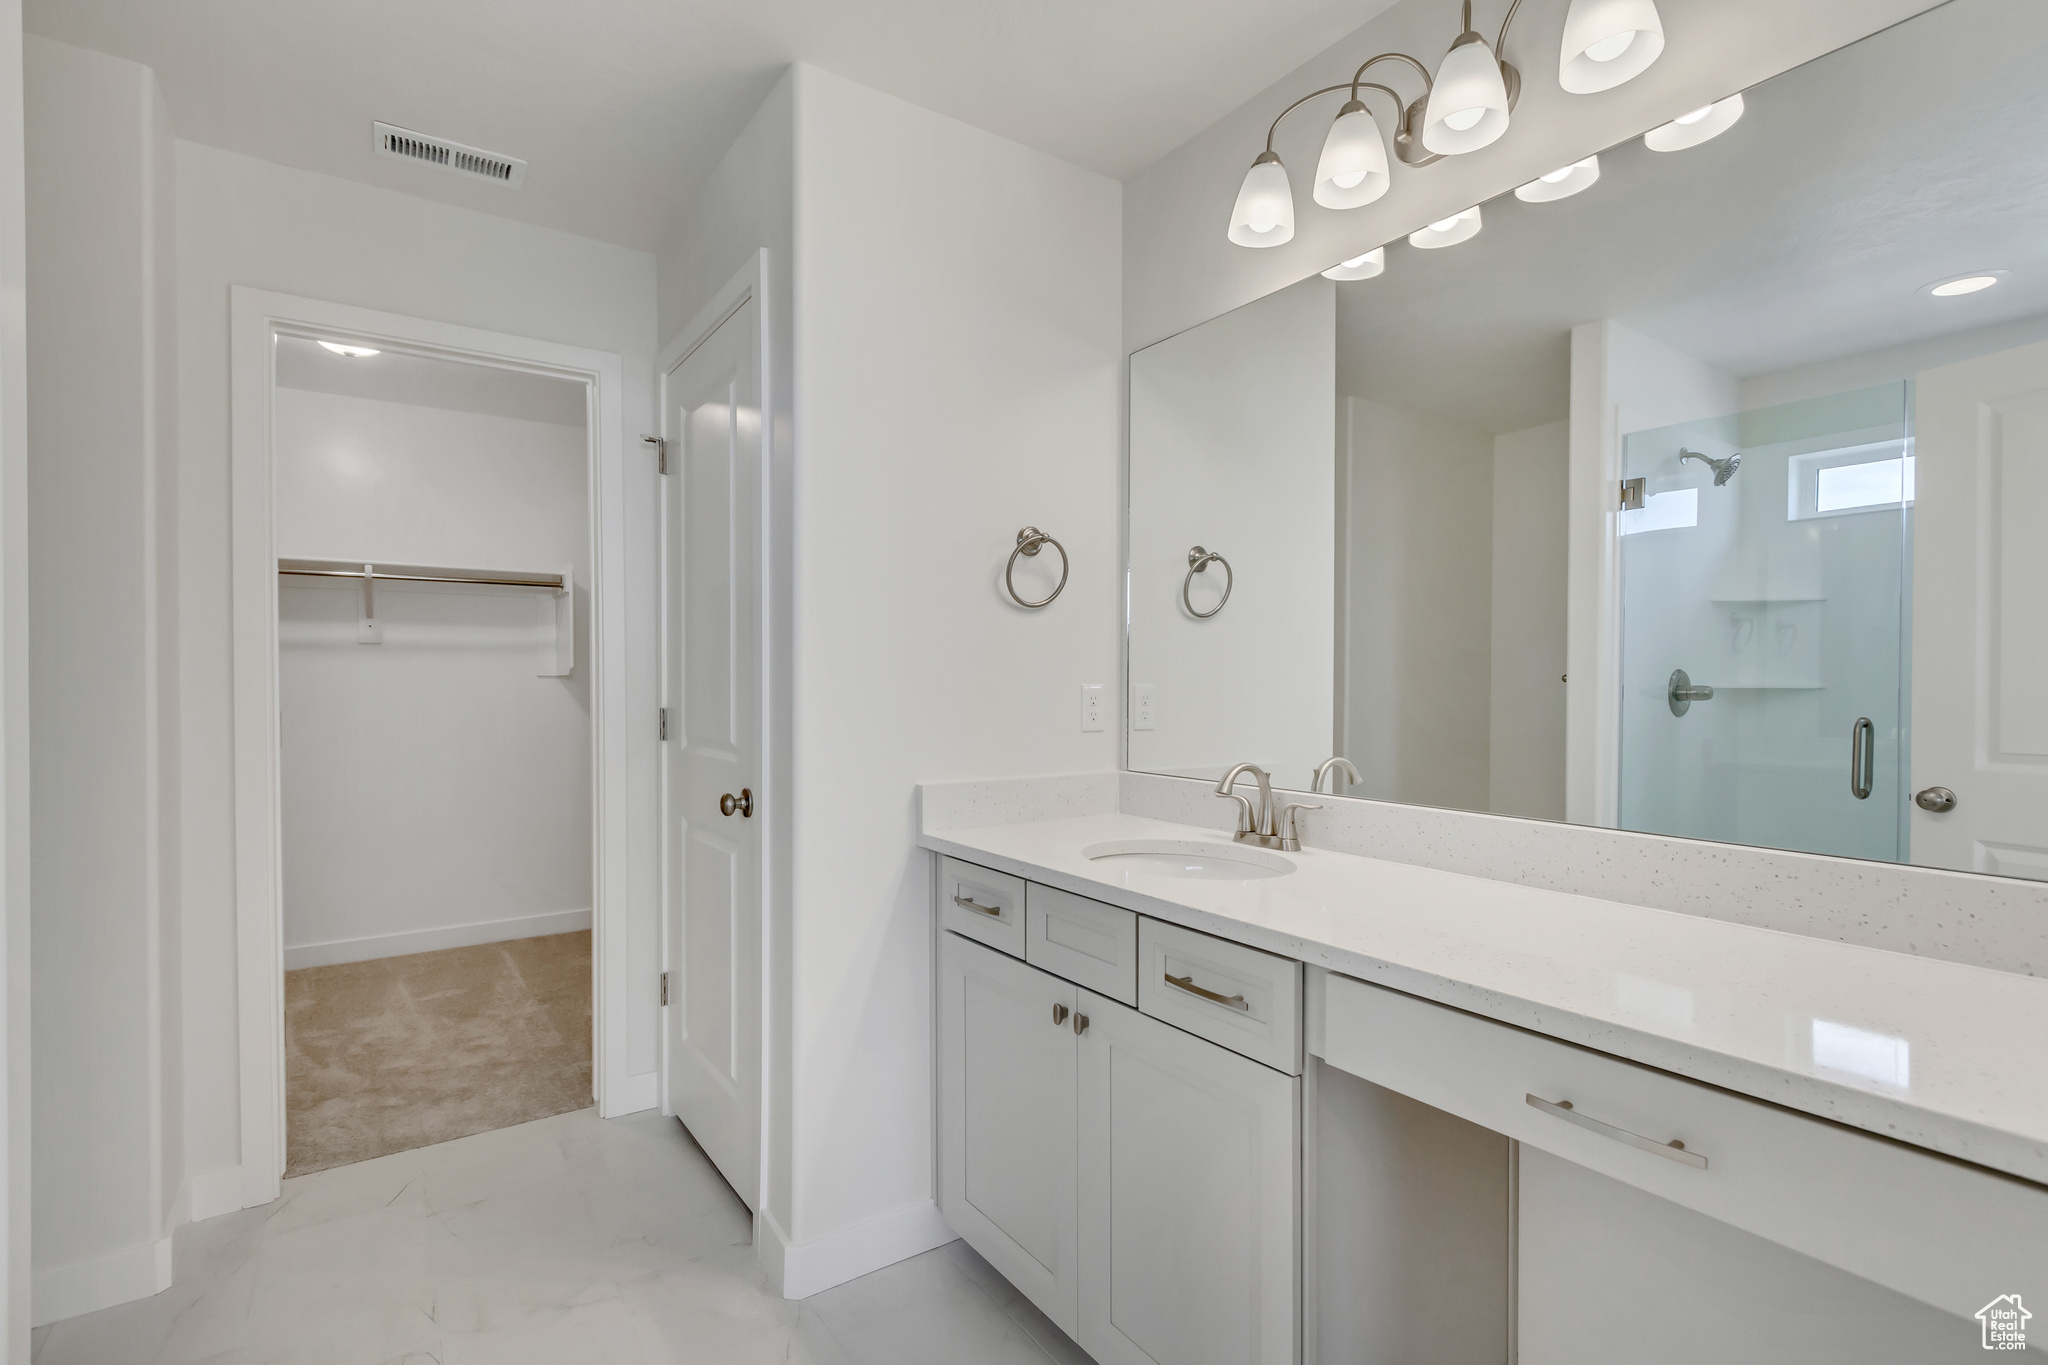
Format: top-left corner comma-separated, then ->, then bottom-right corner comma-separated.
1073,1012 -> 1089,1036
1165,972 -> 1249,1011
952,895 -> 1003,918
1052,1003 -> 1069,1026
1526,1094 -> 1708,1169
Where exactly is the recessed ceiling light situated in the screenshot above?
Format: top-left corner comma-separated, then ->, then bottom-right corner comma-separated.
318,341 -> 381,358
1926,272 -> 2006,297
1322,247 -> 1387,281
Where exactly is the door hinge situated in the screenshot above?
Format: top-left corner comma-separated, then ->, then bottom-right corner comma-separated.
642,434 -> 667,474
660,971 -> 669,1006
1619,476 -> 1646,511
659,706 -> 668,741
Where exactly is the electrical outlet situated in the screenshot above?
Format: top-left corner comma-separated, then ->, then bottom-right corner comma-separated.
1133,684 -> 1156,730
1080,684 -> 1105,732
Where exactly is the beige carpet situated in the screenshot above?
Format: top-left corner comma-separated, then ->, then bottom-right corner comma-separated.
284,930 -> 593,1177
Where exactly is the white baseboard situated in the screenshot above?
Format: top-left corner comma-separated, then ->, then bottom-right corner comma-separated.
765,1199 -> 955,1300
603,1070 -> 658,1118
283,907 -> 592,970
33,1232 -> 173,1326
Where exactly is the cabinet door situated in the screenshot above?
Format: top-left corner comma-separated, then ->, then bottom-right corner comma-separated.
1077,991 -> 1300,1365
938,930 -> 1081,1334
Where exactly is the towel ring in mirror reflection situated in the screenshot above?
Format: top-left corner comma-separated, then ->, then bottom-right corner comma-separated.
1184,546 -> 1233,618
1005,526 -> 1068,608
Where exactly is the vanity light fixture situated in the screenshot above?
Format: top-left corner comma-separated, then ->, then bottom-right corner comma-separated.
1925,271 -> 2006,297
1322,247 -> 1387,281
318,341 -> 381,358
1515,155 -> 1600,201
1423,0 -> 1519,155
1644,93 -> 1743,151
1226,0 -> 1538,245
1227,152 -> 1297,247
1558,0 -> 1664,93
1409,207 -> 1482,248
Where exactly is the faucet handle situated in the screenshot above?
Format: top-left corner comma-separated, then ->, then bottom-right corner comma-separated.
1277,802 -> 1322,851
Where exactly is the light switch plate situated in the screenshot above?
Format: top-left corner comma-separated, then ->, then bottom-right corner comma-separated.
1133,684 -> 1155,730
1080,684 -> 1105,732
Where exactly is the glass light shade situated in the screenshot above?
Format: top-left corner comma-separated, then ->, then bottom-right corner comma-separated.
1227,153 -> 1295,248
1313,102 -> 1391,210
1423,34 -> 1511,154
1558,0 -> 1665,93
1408,207 -> 1481,249
1643,93 -> 1744,151
1321,247 -> 1386,281
1514,155 -> 1601,202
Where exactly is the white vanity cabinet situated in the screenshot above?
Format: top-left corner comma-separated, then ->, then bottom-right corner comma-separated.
938,880 -> 1302,1365
1077,989 -> 1299,1365
937,928 -> 1081,1330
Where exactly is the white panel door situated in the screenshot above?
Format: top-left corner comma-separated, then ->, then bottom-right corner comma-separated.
1077,991 -> 1299,1365
664,293 -> 762,1205
938,931 -> 1081,1335
1914,339 -> 2048,878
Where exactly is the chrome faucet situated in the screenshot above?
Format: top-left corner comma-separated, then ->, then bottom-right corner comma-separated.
1215,763 -> 1278,846
1311,756 -> 1360,795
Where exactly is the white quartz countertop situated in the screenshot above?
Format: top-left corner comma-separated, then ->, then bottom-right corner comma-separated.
919,808 -> 2048,1186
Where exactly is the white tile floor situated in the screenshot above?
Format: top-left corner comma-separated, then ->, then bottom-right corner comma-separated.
32,1107 -> 1095,1365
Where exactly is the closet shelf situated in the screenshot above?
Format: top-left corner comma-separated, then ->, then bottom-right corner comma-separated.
277,557 -> 574,676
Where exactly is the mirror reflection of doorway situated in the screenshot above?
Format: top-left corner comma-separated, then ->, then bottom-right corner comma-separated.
273,335 -> 594,1176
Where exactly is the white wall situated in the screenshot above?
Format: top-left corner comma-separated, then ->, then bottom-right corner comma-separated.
275,388 -> 590,966
0,3 -> 34,1354
655,71 -> 799,1248
1121,0 -> 1940,354
1343,397 -> 1492,811
786,64 -> 1121,1280
1128,276 -> 1335,788
23,36 -> 180,1323
1741,309 -> 2048,411
1489,420 -> 1568,821
176,141 -> 658,1201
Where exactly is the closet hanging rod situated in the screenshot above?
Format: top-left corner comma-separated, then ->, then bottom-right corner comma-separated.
277,558 -> 565,590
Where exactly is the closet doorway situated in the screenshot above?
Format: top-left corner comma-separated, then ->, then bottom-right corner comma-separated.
229,290 -> 633,1207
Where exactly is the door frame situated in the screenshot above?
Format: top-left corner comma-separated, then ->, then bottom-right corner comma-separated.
654,250 -> 774,1207
227,286 -> 630,1209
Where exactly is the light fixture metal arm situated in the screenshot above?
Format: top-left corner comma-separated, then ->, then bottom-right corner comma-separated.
1350,51 -> 1434,95
1495,0 -> 1527,56
1264,82 -> 1361,152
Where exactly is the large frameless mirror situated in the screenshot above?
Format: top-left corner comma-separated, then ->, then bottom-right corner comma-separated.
1126,0 -> 2048,878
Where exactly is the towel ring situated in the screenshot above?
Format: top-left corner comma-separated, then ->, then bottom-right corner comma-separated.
1183,546 -> 1232,618
1006,526 -> 1068,608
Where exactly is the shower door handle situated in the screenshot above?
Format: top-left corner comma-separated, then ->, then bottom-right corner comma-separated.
1849,718 -> 1874,800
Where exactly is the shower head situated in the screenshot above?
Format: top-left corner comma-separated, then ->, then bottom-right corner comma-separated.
1679,448 -> 1741,485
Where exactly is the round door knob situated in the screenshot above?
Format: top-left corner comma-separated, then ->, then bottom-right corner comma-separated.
1914,786 -> 1957,813
719,788 -> 754,818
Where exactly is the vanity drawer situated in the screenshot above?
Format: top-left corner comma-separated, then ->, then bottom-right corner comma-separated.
1315,970 -> 2048,1320
1027,884 -> 1138,1004
1138,918 -> 1302,1075
939,856 -> 1026,958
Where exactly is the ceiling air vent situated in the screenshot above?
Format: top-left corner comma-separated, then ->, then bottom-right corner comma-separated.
372,122 -> 527,188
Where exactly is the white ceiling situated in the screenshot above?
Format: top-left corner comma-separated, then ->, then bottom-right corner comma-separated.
275,335 -> 588,427
1334,0 -> 2048,434
24,0 -> 1398,252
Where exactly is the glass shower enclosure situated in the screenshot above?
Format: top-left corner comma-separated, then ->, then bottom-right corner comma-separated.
1617,383 -> 1912,862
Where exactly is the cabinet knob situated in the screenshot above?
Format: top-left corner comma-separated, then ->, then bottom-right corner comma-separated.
1052,1003 -> 1069,1026
1073,1012 -> 1089,1036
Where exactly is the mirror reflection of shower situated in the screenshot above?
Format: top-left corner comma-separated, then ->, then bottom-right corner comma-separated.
1679,447 -> 1741,485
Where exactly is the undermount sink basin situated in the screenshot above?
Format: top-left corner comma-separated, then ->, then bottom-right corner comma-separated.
1082,839 -> 1294,881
